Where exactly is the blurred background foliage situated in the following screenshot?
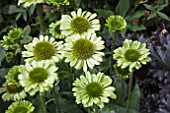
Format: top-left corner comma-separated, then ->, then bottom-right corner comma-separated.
0,0 -> 170,113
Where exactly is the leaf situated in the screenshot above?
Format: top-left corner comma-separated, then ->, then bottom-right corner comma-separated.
129,84 -> 140,111
147,12 -> 157,20
0,68 -> 8,77
2,5 -> 23,14
20,36 -> 32,44
116,0 -> 130,17
157,11 -> 170,21
101,104 -> 140,113
157,4 -> 168,11
94,9 -> 114,19
113,75 -> 128,105
23,25 -> 31,36
125,10 -> 144,21
127,24 -> 146,32
0,46 -> 6,63
143,4 -> 153,10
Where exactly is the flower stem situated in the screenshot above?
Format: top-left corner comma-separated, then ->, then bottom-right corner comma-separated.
110,32 -> 115,76
94,104 -> 99,113
40,94 -> 47,113
126,72 -> 133,113
52,86 -> 61,113
36,5 -> 46,33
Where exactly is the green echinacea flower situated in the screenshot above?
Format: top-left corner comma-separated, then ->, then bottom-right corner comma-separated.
49,21 -> 65,39
63,33 -> 105,72
8,28 -> 23,41
114,64 -> 129,78
0,66 -> 27,101
113,39 -> 151,72
0,36 -> 19,50
22,35 -> 64,63
72,71 -> 116,108
18,0 -> 45,8
46,0 -> 69,6
6,100 -> 34,113
60,8 -> 100,36
105,15 -> 127,32
18,60 -> 58,96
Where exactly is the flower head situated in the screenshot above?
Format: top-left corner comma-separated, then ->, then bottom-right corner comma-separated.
113,39 -> 151,72
6,100 -> 34,113
60,8 -> 100,36
18,0 -> 45,8
72,71 -> 116,108
114,64 -> 129,78
63,33 -> 105,71
105,15 -> 127,32
8,28 -> 23,41
49,21 -> 65,39
0,36 -> 19,50
22,35 -> 64,63
46,0 -> 69,6
0,66 -> 27,101
18,60 -> 58,96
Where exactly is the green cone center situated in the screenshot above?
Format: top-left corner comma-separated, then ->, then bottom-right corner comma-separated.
124,49 -> 140,62
9,31 -> 21,40
33,41 -> 56,60
54,24 -> 61,34
86,82 -> 103,97
70,17 -> 90,34
72,38 -> 94,60
6,84 -> 23,93
114,65 -> 129,76
29,67 -> 48,83
14,106 -> 28,113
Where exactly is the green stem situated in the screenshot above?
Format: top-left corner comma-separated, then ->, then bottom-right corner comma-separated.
94,104 -> 99,113
52,86 -> 61,113
126,72 -> 133,113
36,5 -> 46,33
40,94 -> 47,113
110,32 -> 115,76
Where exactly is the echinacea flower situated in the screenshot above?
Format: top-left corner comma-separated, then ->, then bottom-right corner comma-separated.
49,21 -> 65,39
8,28 -> 23,41
18,60 -> 58,96
0,36 -> 19,50
46,0 -> 69,6
114,64 -> 129,78
6,100 -> 34,113
63,33 -> 105,71
72,71 -> 116,108
0,66 -> 27,101
113,39 -> 151,72
22,35 -> 64,63
18,0 -> 45,8
60,8 -> 100,36
105,15 -> 127,32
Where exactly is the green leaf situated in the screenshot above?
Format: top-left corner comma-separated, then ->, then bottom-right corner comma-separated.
94,9 -> 114,19
0,68 -> 8,77
116,0 -> 130,17
0,46 -> 6,63
129,84 -> 140,111
127,24 -> 146,32
147,12 -> 157,20
113,75 -> 128,105
125,10 -> 144,21
20,36 -> 32,44
157,11 -> 170,21
23,25 -> 31,36
143,4 -> 153,10
101,104 -> 140,113
157,4 -> 168,11
2,5 -> 23,14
